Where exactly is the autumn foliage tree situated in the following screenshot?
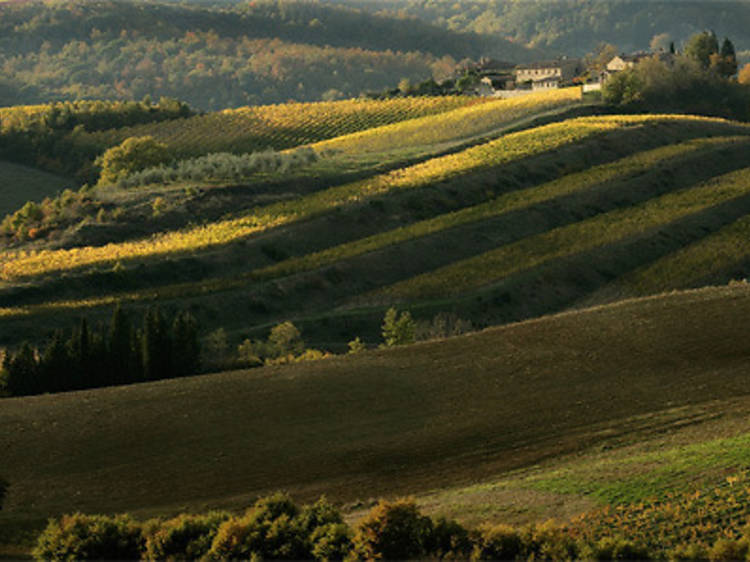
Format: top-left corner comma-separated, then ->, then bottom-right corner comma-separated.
95,135 -> 171,187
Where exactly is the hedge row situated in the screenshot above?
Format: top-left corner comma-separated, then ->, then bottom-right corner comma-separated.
32,493 -> 749,561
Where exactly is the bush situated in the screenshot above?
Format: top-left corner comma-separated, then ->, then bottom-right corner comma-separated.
206,492 -> 311,560
143,511 -> 230,561
116,147 -> 318,188
381,307 -> 416,347
471,523 -> 523,561
310,523 -> 353,561
96,135 -> 171,187
519,520 -> 579,561
430,517 -> 472,559
588,536 -> 651,560
708,537 -> 749,562
33,513 -> 144,561
669,542 -> 709,561
347,337 -> 366,354
350,498 -> 434,560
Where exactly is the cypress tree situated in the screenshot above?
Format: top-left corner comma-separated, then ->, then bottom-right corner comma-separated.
141,306 -> 171,380
171,310 -> 200,377
108,304 -> 135,385
67,318 -> 91,389
88,328 -> 108,389
39,331 -> 71,393
6,342 -> 39,396
719,38 -> 738,77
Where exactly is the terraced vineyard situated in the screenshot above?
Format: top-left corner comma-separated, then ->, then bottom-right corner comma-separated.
370,165 -> 750,302
79,95 -> 491,157
0,109 -> 749,352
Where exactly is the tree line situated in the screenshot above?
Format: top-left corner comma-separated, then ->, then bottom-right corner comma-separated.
603,32 -> 750,121
31,491 -> 750,561
0,98 -> 192,182
0,0 -> 525,110
0,305 -> 200,397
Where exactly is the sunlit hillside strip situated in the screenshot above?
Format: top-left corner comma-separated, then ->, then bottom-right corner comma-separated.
82,96 -> 485,155
371,166 -> 750,302
571,469 -> 750,553
617,213 -> 750,295
0,116 -> 634,281
311,87 -> 582,155
257,136 -> 750,281
0,105 -> 50,130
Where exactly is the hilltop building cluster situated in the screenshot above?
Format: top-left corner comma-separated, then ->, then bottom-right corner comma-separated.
469,52 -> 674,97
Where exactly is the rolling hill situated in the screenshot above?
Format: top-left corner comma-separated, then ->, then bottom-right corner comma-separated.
337,0 -> 750,57
1,53 -> 750,558
0,161 -> 71,218
0,0 -> 541,109
0,96 -> 748,354
1,283 -> 749,533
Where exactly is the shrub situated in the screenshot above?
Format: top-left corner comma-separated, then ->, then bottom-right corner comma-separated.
96,135 -> 171,187
381,307 -> 416,347
206,492 -> 311,560
589,536 -> 651,560
471,523 -> 523,561
347,337 -> 366,354
519,520 -> 579,561
116,147 -> 319,188
669,542 -> 709,561
299,496 -> 344,532
143,511 -> 230,561
350,498 -> 434,560
33,513 -> 144,561
708,537 -> 749,562
430,517 -> 472,559
310,523 -> 352,561
268,321 -> 304,357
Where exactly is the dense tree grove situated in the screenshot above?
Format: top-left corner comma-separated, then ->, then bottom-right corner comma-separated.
0,0 -> 533,110
603,33 -> 749,121
339,0 -> 750,57
0,98 -> 192,181
0,305 -> 200,397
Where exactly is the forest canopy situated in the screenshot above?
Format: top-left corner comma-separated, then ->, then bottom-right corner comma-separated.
0,0 -> 534,109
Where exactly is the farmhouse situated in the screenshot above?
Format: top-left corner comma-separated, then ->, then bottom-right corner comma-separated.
514,58 -> 582,87
601,52 -> 676,82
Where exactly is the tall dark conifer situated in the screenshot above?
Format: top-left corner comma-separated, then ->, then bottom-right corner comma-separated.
5,342 -> 39,396
141,306 -> 172,380
39,331 -> 71,393
108,304 -> 135,385
172,310 -> 200,377
719,38 -> 738,77
67,318 -> 91,389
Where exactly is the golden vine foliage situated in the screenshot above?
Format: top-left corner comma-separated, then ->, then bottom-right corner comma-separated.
80,96 -> 486,156
370,164 -> 750,302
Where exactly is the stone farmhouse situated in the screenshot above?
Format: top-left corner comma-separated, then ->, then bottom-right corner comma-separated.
474,57 -> 583,97
514,58 -> 583,89
601,51 -> 676,82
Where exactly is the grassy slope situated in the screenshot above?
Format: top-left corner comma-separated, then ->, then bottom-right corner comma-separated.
1,284 -> 750,527
0,161 -> 71,217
